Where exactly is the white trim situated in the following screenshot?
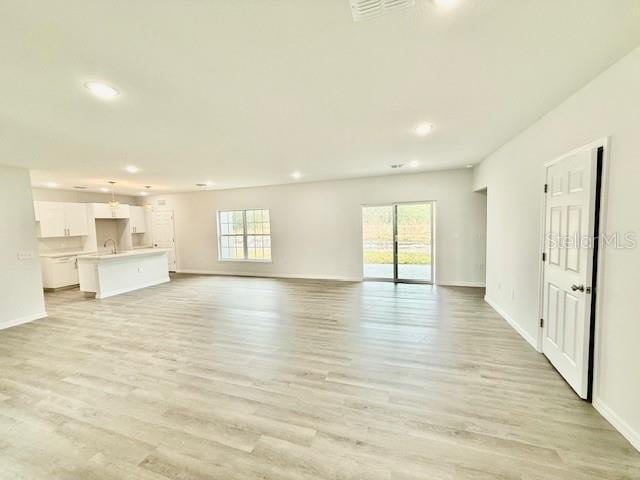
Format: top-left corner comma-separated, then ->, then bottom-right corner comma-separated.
437,281 -> 485,288
593,397 -> 640,452
543,137 -> 609,167
95,278 -> 170,299
176,269 -> 361,282
0,311 -> 48,330
484,295 -> 538,350
536,166 -> 548,352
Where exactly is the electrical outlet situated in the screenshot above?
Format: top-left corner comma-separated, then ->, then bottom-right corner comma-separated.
17,251 -> 34,260
138,266 -> 144,273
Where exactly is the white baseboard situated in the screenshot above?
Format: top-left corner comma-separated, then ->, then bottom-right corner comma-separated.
177,270 -> 486,285
0,311 -> 48,330
437,281 -> 486,288
484,297 -> 640,454
176,270 -> 361,282
484,295 -> 538,350
593,397 -> 640,452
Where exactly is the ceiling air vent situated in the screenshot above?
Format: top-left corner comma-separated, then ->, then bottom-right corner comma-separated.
350,0 -> 415,22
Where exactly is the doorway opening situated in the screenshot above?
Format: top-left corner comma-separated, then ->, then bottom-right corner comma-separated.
362,202 -> 434,284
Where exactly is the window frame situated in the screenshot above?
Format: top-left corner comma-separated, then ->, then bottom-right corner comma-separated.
216,208 -> 272,263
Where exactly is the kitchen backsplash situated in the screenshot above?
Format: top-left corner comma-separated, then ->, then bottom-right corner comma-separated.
38,236 -> 85,253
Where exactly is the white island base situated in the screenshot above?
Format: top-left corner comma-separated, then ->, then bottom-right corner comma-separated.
78,248 -> 170,299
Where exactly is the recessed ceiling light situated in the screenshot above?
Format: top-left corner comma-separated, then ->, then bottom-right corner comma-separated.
414,123 -> 434,136
466,164 -> 474,168
408,160 -> 420,168
84,81 -> 119,100
100,187 -> 109,192
139,191 -> 148,196
46,182 -> 58,188
291,171 -> 302,179
206,180 -> 214,186
125,165 -> 139,173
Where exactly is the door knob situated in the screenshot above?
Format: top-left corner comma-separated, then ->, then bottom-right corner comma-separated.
571,284 -> 585,292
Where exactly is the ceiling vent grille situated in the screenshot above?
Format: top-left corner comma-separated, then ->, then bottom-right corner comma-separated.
350,0 -> 415,22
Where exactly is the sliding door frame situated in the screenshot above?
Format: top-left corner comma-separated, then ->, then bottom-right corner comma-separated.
362,201 -> 435,285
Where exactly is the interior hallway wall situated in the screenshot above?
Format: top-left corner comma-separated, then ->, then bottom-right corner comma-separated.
0,165 -> 46,328
473,45 -> 640,450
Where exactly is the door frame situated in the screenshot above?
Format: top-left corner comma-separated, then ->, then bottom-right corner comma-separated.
361,200 -> 436,285
537,137 -> 610,401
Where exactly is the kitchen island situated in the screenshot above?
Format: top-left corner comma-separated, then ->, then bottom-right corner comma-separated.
77,248 -> 170,299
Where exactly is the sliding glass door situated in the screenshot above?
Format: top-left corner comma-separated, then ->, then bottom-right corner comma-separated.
362,202 -> 434,283
397,203 -> 433,282
362,205 -> 394,280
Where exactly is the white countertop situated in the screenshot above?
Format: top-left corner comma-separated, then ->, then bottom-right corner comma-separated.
40,250 -> 97,258
77,248 -> 170,261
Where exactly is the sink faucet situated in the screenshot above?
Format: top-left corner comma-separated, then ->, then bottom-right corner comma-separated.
104,238 -> 117,254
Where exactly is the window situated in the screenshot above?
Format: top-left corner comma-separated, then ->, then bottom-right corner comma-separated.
217,209 -> 271,261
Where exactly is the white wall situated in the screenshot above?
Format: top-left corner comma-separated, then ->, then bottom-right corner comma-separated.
0,166 -> 47,328
474,45 -> 640,450
149,169 -> 486,285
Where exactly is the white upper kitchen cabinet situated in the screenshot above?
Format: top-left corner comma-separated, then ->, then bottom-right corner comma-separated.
38,202 -> 66,237
115,204 -> 130,219
91,203 -> 112,218
65,203 -> 90,236
92,203 -> 130,219
130,206 -> 146,233
37,201 -> 89,238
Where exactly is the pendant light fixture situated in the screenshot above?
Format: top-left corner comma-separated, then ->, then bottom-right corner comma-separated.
107,181 -> 120,212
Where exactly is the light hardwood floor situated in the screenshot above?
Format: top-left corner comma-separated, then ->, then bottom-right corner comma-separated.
1,274 -> 638,479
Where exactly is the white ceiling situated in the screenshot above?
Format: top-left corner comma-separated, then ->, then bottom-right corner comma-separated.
1,1 -> 639,195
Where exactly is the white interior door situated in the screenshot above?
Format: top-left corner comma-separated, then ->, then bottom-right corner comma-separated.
542,145 -> 597,399
152,211 -> 177,271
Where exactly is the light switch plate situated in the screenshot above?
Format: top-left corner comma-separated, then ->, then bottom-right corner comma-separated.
17,251 -> 34,260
